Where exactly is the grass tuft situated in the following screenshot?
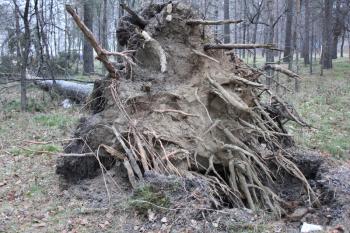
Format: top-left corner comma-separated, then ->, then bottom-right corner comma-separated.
129,185 -> 170,215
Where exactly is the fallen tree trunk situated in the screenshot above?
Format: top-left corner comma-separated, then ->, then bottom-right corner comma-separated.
204,43 -> 280,51
186,19 -> 243,25
35,80 -> 93,103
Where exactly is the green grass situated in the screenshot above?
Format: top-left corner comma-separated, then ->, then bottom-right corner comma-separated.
129,185 -> 170,215
3,98 -> 49,113
286,57 -> 350,159
34,114 -> 77,129
9,144 -> 62,156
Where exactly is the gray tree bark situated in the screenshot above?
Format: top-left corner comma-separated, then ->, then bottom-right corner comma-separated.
266,0 -> 275,87
283,0 -> 293,62
223,0 -> 230,43
83,0 -> 94,74
303,0 -> 310,65
322,0 -> 333,69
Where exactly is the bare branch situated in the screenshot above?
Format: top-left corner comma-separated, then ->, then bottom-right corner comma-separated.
65,5 -> 119,79
186,19 -> 243,26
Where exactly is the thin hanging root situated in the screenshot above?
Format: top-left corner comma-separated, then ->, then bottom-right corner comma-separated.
205,155 -> 215,176
237,170 -> 255,210
111,126 -> 143,181
124,159 -> 137,188
207,75 -> 251,113
245,162 -> 259,204
253,98 -> 281,132
242,164 -> 282,214
134,132 -> 150,172
223,144 -> 273,183
275,152 -> 320,207
228,160 -> 239,193
221,127 -> 254,154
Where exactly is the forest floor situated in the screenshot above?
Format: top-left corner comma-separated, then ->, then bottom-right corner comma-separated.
0,58 -> 349,232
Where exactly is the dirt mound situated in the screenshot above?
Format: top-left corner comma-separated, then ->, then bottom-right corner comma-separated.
58,2 -> 318,216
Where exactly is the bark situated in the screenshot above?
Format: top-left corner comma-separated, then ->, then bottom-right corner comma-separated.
223,0 -> 230,43
283,0 -> 293,62
340,32 -> 345,57
83,1 -> 94,74
266,0 -> 275,87
35,80 -> 93,103
303,0 -> 310,65
322,0 -> 333,69
101,0 -> 108,74
332,0 -> 342,59
204,44 -> 279,51
14,0 -> 31,111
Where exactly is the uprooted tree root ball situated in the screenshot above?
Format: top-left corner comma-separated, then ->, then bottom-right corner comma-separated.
58,2 -> 319,216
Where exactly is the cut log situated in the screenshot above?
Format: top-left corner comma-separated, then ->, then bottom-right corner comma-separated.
186,19 -> 243,25
35,80 -> 93,103
204,43 -> 280,51
264,64 -> 301,80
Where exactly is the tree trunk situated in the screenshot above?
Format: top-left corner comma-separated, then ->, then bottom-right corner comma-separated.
35,80 -> 93,103
283,0 -> 293,62
340,31 -> 345,57
14,0 -> 31,111
332,36 -> 339,59
101,0 -> 108,74
223,0 -> 230,43
322,0 -> 333,69
266,0 -> 274,87
83,0 -> 94,74
303,0 -> 310,65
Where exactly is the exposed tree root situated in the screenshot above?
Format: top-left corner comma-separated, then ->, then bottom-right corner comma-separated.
62,2 -> 319,218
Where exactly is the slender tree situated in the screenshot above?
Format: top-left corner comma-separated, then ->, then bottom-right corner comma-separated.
303,0 -> 310,65
322,0 -> 333,69
14,0 -> 31,111
223,0 -> 230,43
83,0 -> 94,74
283,0 -> 293,62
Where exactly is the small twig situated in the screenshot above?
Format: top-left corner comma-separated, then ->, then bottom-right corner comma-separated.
192,49 -> 219,63
153,109 -> 199,117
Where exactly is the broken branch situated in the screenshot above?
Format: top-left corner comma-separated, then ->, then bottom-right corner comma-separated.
66,5 -> 119,79
264,64 -> 301,80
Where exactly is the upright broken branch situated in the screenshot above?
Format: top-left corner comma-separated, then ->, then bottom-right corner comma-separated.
65,5 -> 119,79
